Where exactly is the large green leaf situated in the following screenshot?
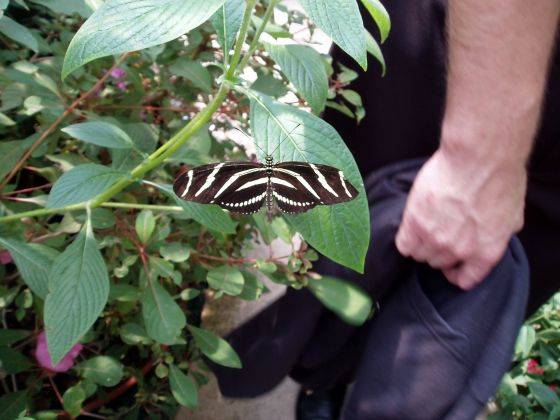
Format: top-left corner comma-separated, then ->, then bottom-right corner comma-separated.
360,0 -> 391,43
0,346 -> 33,374
528,382 -> 560,411
248,91 -> 369,272
0,238 -> 59,299
365,29 -> 386,76
189,325 -> 241,368
47,164 -> 126,208
45,220 -> 109,365
62,0 -> 227,78
75,356 -> 124,387
209,0 -> 245,64
169,58 -> 213,93
0,16 -> 38,52
142,276 -> 186,345
307,276 -> 372,325
169,364 -> 198,408
61,121 -> 134,149
152,183 -> 237,234
298,0 -> 367,70
206,265 -> 244,296
264,43 -> 328,114
0,391 -> 29,420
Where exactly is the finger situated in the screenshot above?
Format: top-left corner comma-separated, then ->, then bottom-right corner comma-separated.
443,260 -> 492,290
395,218 -> 423,257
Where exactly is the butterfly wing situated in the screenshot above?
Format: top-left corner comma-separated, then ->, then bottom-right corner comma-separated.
272,162 -> 358,213
173,162 -> 268,214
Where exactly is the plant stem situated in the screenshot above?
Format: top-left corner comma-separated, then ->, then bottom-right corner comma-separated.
225,0 -> 258,81
0,54 -> 129,191
237,0 -> 279,72
101,202 -> 183,212
0,0 -> 282,224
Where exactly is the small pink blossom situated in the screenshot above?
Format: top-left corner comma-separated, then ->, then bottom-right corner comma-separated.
0,250 -> 12,265
550,385 -> 558,390
110,68 -> 127,79
35,331 -> 83,373
527,359 -> 545,374
116,81 -> 128,90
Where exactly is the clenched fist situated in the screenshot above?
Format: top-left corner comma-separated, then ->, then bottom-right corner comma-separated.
395,146 -> 527,290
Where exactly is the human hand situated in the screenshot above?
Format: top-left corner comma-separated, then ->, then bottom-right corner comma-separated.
395,146 -> 527,290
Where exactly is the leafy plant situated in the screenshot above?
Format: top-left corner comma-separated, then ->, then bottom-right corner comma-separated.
491,293 -> 560,419
0,0 -> 389,417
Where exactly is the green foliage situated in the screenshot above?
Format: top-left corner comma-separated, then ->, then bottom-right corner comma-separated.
492,293 -> 560,418
0,0 -> 388,416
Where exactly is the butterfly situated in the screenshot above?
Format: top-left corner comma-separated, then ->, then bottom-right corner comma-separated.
172,154 -> 358,215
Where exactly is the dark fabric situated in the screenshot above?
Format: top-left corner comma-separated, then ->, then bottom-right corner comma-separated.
324,0 -> 560,313
212,160 -> 529,420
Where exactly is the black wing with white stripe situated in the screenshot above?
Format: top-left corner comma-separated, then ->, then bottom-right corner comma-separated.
271,162 -> 358,213
173,162 -> 268,214
173,159 -> 358,215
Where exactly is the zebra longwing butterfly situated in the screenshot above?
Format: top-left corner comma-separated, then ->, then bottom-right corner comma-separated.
172,154 -> 358,215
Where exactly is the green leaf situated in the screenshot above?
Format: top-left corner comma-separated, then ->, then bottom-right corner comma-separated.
528,382 -> 560,411
0,238 -> 59,299
248,91 -> 369,272
180,288 -> 201,301
0,16 -> 38,52
75,356 -> 124,387
135,210 -> 155,244
169,364 -> 198,408
62,0 -> 227,79
120,323 -> 151,345
189,325 -> 241,368
515,325 -> 536,359
142,276 -> 186,345
365,28 -> 386,76
62,385 -> 85,418
47,164 -> 126,208
250,72 -> 288,98
206,265 -> 244,296
238,271 -> 264,301
61,121 -> 134,149
264,43 -> 328,114
160,242 -> 191,263
298,0 -> 367,70
0,136 -> 35,180
360,0 -> 391,43
44,220 -> 110,365
210,0 -> 245,64
308,276 -> 372,325
169,58 -> 213,93
0,346 -> 33,374
152,183 -> 237,234
109,284 -> 141,302
0,111 -> 15,126
0,391 -> 29,420
0,329 -> 32,346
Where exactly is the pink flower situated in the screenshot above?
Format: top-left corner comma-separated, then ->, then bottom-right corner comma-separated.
110,68 -> 126,79
116,81 -> 128,90
550,385 -> 558,390
35,331 -> 83,373
0,250 -> 12,265
527,359 -> 545,374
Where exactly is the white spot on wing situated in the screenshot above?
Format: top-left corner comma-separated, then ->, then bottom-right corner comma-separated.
274,168 -> 320,199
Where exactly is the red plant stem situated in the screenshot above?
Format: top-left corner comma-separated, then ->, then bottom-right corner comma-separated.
0,183 -> 52,196
95,105 -> 194,113
0,54 -> 129,191
82,359 -> 155,414
48,375 -> 64,406
194,252 -> 290,264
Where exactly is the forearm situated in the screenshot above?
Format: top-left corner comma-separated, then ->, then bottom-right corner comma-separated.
442,0 -> 560,168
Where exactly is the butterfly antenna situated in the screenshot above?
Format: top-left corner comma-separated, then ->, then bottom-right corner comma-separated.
269,123 -> 301,158
232,126 -> 268,157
